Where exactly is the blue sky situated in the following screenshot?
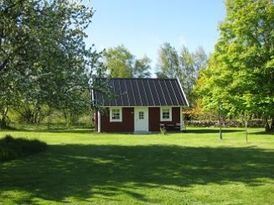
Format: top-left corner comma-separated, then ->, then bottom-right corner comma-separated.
85,0 -> 226,69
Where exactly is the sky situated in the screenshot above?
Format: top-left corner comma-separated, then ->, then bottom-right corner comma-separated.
85,0 -> 226,72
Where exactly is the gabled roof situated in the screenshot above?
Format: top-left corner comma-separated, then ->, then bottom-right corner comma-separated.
93,78 -> 189,107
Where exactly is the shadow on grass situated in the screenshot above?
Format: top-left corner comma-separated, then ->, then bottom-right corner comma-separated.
6,128 -> 94,134
1,144 -> 274,204
184,128 -> 241,134
252,131 -> 274,135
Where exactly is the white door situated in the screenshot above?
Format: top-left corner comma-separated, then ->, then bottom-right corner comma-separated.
134,107 -> 148,132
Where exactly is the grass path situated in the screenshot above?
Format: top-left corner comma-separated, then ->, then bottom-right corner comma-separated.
0,127 -> 273,204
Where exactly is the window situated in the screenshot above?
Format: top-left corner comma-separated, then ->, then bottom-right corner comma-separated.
161,107 -> 172,121
139,111 -> 144,119
110,108 -> 122,122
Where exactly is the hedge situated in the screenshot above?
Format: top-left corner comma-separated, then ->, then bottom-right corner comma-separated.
0,135 -> 47,162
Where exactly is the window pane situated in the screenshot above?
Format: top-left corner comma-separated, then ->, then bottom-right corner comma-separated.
139,111 -> 144,119
111,109 -> 120,120
163,113 -> 169,119
162,108 -> 170,119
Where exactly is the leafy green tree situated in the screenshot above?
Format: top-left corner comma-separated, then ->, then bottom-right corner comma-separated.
195,0 -> 274,132
193,47 -> 208,76
104,45 -> 134,78
156,43 -> 180,78
156,43 -> 207,105
104,45 -> 151,78
133,56 -> 151,78
179,46 -> 196,102
0,0 -> 104,127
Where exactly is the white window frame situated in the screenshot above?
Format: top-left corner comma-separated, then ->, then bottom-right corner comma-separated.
160,107 -> 172,121
109,107 -> 122,122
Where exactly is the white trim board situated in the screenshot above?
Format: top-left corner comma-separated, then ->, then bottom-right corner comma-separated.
176,77 -> 189,107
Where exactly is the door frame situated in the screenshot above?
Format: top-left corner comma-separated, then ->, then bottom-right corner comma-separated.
134,107 -> 149,132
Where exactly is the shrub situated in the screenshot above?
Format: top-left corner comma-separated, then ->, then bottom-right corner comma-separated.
0,135 -> 47,162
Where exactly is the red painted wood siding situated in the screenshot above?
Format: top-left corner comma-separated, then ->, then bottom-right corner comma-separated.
95,107 -> 180,132
99,107 -> 134,132
149,107 -> 160,131
149,107 -> 180,131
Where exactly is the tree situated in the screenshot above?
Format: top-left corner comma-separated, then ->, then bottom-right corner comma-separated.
156,43 -> 180,78
104,45 -> 151,78
193,47 -> 208,77
104,45 -> 134,78
156,43 -> 207,105
195,0 -> 274,132
0,0 -> 104,127
179,46 -> 196,102
133,56 -> 151,78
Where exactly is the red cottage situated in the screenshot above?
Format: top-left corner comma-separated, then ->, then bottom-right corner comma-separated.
92,78 -> 189,133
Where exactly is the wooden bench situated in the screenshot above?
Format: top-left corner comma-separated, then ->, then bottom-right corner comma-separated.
160,123 -> 181,131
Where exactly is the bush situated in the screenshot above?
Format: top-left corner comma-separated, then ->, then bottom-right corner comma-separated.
0,135 -> 47,162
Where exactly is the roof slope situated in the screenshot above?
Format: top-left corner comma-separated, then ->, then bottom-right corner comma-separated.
93,78 -> 188,107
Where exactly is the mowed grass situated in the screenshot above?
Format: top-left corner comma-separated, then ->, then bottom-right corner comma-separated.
0,127 -> 274,205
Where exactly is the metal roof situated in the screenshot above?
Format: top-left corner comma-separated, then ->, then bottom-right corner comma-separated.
93,78 -> 189,106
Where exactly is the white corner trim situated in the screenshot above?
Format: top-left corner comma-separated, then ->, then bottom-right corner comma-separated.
176,77 -> 189,107
97,111 -> 101,133
180,106 -> 185,131
160,107 -> 172,122
109,107 -> 122,122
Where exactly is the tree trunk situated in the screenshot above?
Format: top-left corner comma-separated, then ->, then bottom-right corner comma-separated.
271,117 -> 274,133
0,107 -> 9,129
63,111 -> 71,128
245,120 -> 248,143
33,106 -> 41,124
219,118 -> 223,140
47,108 -> 52,129
265,118 -> 271,133
0,117 -> 7,129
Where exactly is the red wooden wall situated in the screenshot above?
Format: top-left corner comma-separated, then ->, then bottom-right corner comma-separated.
98,107 -> 134,132
95,107 -> 180,132
149,107 -> 180,131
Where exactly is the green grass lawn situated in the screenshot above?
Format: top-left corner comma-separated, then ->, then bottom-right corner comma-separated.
0,127 -> 274,205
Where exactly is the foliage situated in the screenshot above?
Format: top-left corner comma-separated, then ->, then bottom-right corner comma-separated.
0,0 -> 105,127
133,55 -> 151,78
156,43 -> 207,105
104,45 -> 134,78
0,135 -> 47,161
104,45 -> 151,78
156,42 -> 180,78
195,0 -> 274,132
